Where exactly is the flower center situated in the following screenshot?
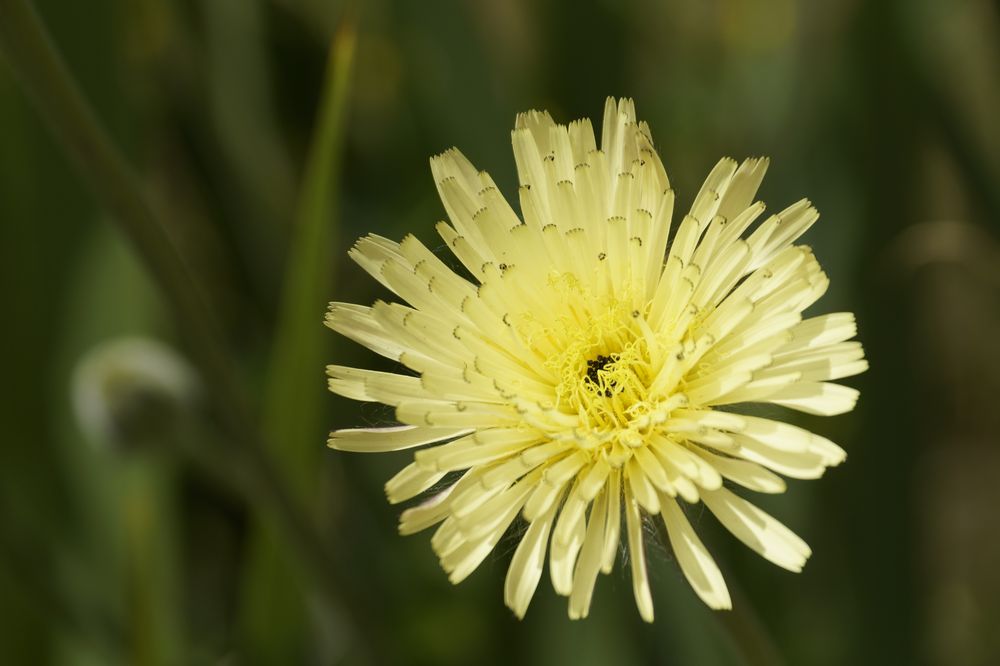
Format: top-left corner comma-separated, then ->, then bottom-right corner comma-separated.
584,354 -> 616,397
543,304 -> 661,445
568,332 -> 655,430
510,270 -> 688,454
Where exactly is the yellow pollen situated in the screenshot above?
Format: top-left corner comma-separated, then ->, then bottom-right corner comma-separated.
520,274 -> 680,453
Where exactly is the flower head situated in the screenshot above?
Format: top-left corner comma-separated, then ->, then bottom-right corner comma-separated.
326,98 -> 866,621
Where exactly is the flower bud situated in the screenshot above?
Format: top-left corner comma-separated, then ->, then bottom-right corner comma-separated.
72,337 -> 199,454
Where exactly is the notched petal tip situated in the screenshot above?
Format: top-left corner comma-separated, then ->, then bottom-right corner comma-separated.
429,146 -> 460,164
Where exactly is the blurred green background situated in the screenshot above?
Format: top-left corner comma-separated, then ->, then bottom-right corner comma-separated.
2,0 -> 999,664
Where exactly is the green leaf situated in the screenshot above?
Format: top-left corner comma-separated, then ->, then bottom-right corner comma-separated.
262,14 -> 357,495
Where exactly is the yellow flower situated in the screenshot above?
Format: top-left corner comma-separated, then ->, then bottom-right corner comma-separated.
326,98 -> 867,621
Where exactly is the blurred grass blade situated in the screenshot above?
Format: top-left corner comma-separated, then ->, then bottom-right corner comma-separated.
0,0 -> 234,402
205,0 -> 297,283
241,17 -> 358,663
0,0 -> 358,650
263,13 -> 357,501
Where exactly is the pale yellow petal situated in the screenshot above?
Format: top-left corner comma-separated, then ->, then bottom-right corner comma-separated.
702,487 -> 812,572
385,462 -> 446,504
693,448 -> 787,494
600,468 -> 622,573
568,489 -> 609,619
660,497 -> 732,609
504,494 -> 560,619
624,486 -> 654,622
328,425 -> 471,452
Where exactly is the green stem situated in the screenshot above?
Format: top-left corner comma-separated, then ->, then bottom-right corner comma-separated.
920,72 -> 1000,226
714,580 -> 785,666
0,0 -> 354,646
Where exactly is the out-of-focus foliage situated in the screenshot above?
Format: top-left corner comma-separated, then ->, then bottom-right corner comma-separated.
1,0 -> 998,664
